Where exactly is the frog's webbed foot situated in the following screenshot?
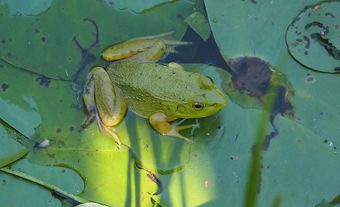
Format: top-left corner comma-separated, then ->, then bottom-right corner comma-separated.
149,112 -> 194,142
101,124 -> 122,149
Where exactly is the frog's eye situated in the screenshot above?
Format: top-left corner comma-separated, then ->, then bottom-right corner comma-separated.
193,102 -> 204,110
205,76 -> 214,83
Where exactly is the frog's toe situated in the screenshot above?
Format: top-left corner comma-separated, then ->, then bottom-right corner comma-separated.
164,126 -> 193,143
101,124 -> 122,149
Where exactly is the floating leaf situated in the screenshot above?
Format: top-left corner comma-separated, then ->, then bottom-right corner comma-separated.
0,0 -> 53,15
0,159 -> 84,207
0,96 -> 41,138
0,0 -> 192,80
100,0 -> 174,13
185,12 -> 211,41
286,1 -> 340,73
0,124 -> 28,168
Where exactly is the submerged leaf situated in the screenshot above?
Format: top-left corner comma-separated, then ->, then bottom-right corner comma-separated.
185,12 -> 211,41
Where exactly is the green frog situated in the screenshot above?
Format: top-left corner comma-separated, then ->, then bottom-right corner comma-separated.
83,32 -> 227,148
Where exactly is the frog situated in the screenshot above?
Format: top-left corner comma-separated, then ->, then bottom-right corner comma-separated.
83,32 -> 227,148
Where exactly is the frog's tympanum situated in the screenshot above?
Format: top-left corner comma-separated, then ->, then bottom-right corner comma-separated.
83,32 -> 227,148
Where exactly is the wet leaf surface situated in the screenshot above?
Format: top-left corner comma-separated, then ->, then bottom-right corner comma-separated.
0,0 -> 192,80
0,124 -> 28,168
204,0 -> 340,206
286,1 -> 340,73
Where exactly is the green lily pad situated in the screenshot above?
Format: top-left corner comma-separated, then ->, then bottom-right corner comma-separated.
0,0 -> 192,80
204,0 -> 319,64
32,129 -> 158,207
0,0 -> 53,15
0,95 -> 41,138
185,11 -> 211,41
0,124 -> 28,168
286,1 -> 340,73
0,158 -> 84,207
101,0 -> 174,13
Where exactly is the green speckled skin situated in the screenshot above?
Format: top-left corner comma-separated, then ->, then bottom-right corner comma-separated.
107,61 -> 226,119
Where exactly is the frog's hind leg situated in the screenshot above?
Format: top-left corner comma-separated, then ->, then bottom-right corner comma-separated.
82,73 -> 97,127
132,31 -> 191,51
149,112 -> 194,142
131,31 -> 175,40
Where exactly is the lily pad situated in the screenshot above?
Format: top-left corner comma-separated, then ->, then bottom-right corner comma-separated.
185,11 -> 211,41
0,0 -> 193,80
0,0 -> 53,16
286,0 -> 340,73
101,0 -> 174,13
0,124 -> 28,168
0,158 -> 84,207
0,95 -> 41,138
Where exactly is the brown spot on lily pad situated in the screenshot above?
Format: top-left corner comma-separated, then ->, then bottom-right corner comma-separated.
228,56 -> 272,101
223,56 -> 295,150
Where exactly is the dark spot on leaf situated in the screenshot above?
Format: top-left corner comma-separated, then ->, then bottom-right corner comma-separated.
7,52 -> 11,57
304,75 -> 316,83
311,33 -> 340,60
71,18 -> 99,81
324,139 -> 328,143
69,126 -> 74,131
250,0 -> 257,4
305,21 -> 329,35
325,12 -> 335,18
34,28 -> 40,33
47,153 -> 55,158
41,36 -> 46,42
1,40 -> 5,44
228,57 -> 271,100
56,128 -> 62,133
1,83 -> 9,92
176,14 -> 184,20
304,51 -> 308,55
36,75 -> 51,87
303,35 -> 310,49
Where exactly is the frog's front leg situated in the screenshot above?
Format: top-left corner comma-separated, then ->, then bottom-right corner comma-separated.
83,67 -> 127,148
149,113 -> 194,142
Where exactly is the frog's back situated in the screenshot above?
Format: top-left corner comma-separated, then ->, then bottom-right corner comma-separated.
107,61 -> 198,117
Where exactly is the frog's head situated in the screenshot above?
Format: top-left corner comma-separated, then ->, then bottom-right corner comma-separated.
175,75 -> 227,118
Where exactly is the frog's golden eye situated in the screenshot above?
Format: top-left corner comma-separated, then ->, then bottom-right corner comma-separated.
193,102 -> 204,110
